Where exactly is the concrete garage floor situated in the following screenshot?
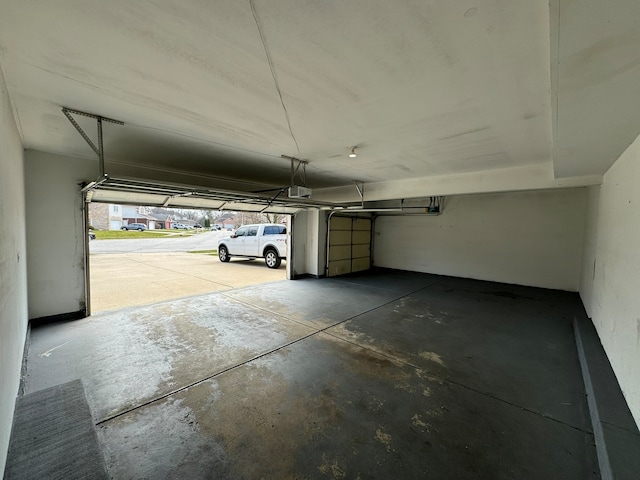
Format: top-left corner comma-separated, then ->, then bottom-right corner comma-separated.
25,270 -> 598,479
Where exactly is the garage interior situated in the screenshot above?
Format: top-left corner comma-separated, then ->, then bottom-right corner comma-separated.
1,1 -> 640,479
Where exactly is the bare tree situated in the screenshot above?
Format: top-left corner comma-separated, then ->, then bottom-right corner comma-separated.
229,211 -> 287,228
263,212 -> 289,223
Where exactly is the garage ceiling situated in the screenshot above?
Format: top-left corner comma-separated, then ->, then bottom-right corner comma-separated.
1,0 -> 639,204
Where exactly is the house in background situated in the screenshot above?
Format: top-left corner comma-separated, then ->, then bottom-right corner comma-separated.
121,206 -> 160,229
152,214 -> 172,229
88,205 -> 210,230
88,204 -> 123,230
214,213 -> 237,230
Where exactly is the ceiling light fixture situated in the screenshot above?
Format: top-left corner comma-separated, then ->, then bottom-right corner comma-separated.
349,147 -> 357,158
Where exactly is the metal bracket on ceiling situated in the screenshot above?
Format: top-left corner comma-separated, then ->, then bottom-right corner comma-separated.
62,107 -> 124,180
79,173 -> 109,194
427,196 -> 444,214
282,155 -> 308,187
354,180 -> 364,208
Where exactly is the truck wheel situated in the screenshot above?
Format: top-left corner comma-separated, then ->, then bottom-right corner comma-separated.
264,249 -> 281,269
218,245 -> 230,262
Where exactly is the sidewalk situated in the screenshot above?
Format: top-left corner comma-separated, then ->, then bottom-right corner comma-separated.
89,252 -> 286,313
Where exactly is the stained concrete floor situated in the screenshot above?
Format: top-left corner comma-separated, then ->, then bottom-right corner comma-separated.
25,270 -> 599,479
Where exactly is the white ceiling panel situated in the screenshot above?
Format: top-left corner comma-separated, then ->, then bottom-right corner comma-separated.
1,0 -> 639,202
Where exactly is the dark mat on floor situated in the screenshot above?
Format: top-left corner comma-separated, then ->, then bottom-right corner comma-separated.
4,379 -> 107,480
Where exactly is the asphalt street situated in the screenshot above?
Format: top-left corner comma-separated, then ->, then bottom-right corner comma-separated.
89,230 -> 229,254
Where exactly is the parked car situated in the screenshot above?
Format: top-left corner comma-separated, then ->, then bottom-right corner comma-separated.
88,231 -> 96,240
211,225 -> 221,231
217,223 -> 287,268
171,223 -> 190,230
121,223 -> 147,231
194,223 -> 203,229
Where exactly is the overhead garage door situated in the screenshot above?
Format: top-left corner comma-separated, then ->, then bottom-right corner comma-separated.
328,216 -> 372,277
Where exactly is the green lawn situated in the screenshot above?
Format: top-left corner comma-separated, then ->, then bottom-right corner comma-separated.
93,230 -> 198,240
187,249 -> 218,255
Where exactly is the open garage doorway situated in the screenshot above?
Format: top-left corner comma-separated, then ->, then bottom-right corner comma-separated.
87,203 -> 289,314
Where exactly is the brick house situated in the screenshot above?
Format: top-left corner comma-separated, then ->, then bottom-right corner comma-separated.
88,203 -> 123,230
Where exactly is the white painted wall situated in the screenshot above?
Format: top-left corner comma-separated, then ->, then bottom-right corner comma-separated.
0,66 -> 28,475
291,210 -> 327,278
579,186 -> 600,317
374,188 -> 587,291
24,150 -> 96,319
580,134 -> 640,429
314,163 -> 601,204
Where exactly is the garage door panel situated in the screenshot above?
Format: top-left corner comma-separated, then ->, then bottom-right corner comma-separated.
328,215 -> 372,277
352,230 -> 371,244
353,219 -> 371,231
329,245 -> 352,261
330,230 -> 352,245
331,217 -> 353,230
352,257 -> 370,272
352,244 -> 370,258
329,259 -> 352,277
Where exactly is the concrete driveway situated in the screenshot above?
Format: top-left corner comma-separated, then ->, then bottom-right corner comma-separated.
90,252 -> 286,313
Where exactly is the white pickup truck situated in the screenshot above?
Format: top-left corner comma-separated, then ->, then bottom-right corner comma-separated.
217,223 -> 287,268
